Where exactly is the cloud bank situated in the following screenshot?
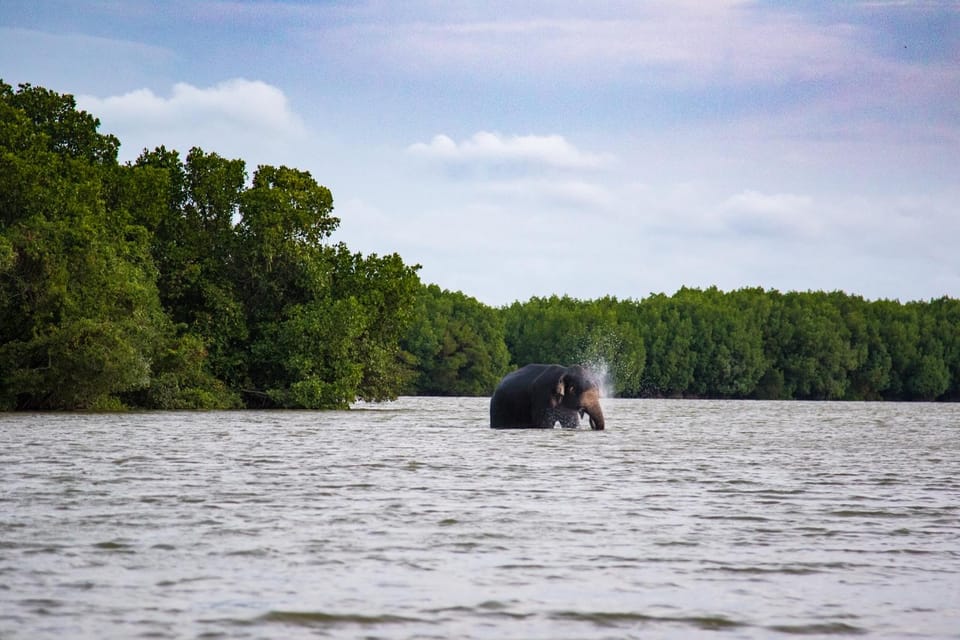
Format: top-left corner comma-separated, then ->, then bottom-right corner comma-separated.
17,0 -> 951,304
78,79 -> 306,163
408,132 -> 612,169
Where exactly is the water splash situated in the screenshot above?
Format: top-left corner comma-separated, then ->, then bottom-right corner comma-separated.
581,357 -> 615,399
578,332 -> 619,398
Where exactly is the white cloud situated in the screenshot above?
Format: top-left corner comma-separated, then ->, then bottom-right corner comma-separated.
407,131 -> 612,169
77,79 -> 307,163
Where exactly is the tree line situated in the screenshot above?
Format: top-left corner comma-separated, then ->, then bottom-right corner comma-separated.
403,287 -> 959,401
2,81 -> 958,409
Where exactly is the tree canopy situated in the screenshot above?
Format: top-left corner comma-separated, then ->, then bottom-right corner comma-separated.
1,81 -> 420,410
399,283 -> 959,402
496,287 -> 960,401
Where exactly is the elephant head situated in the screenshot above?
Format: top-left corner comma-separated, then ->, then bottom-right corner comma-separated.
553,365 -> 605,430
490,363 -> 607,430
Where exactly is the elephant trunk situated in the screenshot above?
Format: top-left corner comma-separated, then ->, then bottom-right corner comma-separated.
578,388 -> 605,430
585,404 -> 605,430
580,394 -> 606,431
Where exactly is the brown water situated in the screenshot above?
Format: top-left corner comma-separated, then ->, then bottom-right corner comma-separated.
2,398 -> 958,639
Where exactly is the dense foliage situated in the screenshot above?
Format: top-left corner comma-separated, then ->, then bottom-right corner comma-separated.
1,81 -> 420,410
500,288 -> 960,401
401,284 -> 511,396
2,81 -> 958,409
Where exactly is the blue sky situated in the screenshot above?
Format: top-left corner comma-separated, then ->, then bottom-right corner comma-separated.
2,1 -> 958,305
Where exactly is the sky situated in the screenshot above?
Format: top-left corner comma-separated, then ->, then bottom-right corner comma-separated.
2,1 -> 958,306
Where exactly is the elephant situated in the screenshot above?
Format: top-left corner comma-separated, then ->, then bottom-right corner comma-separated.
490,364 -> 605,430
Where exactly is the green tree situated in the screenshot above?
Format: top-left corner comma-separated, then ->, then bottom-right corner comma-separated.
502,295 -> 644,397
503,296 -> 587,366
235,165 -> 420,408
403,284 -> 511,396
671,287 -> 767,398
2,81 -> 425,411
908,354 -> 950,400
829,292 -> 891,400
904,300 -> 951,400
873,299 -> 920,399
133,146 -> 249,390
0,82 -> 185,409
636,293 -> 696,397
928,296 -> 960,400
327,245 -> 422,402
771,292 -> 858,399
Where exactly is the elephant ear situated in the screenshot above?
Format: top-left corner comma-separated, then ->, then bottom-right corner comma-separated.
561,371 -> 579,398
552,377 -> 565,405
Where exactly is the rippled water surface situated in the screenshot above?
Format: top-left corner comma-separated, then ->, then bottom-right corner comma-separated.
2,399 -> 959,639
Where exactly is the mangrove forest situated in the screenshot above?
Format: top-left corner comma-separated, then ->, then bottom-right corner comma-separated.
2,81 -> 958,410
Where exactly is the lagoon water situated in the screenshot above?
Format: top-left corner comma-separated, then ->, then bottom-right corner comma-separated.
1,398 -> 958,639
